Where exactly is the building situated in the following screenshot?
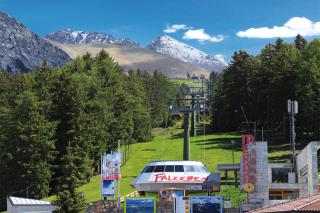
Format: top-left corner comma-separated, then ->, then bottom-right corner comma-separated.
7,196 -> 57,213
241,141 -> 320,212
249,193 -> 320,212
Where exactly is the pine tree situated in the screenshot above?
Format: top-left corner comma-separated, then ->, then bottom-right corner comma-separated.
127,71 -> 152,141
211,51 -> 253,131
294,34 -> 308,50
54,146 -> 86,213
5,91 -> 56,199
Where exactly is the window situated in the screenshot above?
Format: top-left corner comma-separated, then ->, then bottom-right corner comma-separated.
145,166 -> 155,173
198,166 -> 209,173
165,165 -> 174,172
154,165 -> 165,172
184,165 -> 196,172
269,190 -> 298,200
175,165 -> 184,172
272,168 -> 291,183
142,166 -> 148,173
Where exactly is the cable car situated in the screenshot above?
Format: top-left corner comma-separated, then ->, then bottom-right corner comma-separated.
131,161 -> 210,194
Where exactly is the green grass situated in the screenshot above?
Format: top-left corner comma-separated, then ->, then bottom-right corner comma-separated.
45,122 -> 290,207
170,78 -> 192,85
65,122 -> 246,207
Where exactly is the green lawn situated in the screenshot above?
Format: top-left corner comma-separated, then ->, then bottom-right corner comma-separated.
170,78 -> 192,85
45,121 -> 291,207
64,122 -> 246,207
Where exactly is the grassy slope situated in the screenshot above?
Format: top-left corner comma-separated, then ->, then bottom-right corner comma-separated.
70,124 -> 245,206
45,121 -> 290,207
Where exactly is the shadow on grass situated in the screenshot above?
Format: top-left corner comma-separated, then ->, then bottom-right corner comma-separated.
268,154 -> 292,163
268,143 -> 290,152
192,136 -> 242,151
122,175 -> 137,178
141,148 -> 156,151
170,131 -> 184,139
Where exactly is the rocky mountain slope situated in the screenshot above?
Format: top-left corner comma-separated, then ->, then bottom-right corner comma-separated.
0,11 -> 70,72
45,29 -> 139,47
146,35 -> 227,72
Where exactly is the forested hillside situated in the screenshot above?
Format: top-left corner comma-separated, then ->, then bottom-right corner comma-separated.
0,50 -> 176,211
211,35 -> 320,145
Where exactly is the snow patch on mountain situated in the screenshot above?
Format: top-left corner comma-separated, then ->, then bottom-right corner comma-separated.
45,29 -> 139,47
146,35 -> 227,72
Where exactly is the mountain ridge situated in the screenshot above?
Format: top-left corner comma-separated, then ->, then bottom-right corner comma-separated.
0,11 -> 70,72
47,41 -> 212,78
45,29 -> 139,47
146,35 -> 227,72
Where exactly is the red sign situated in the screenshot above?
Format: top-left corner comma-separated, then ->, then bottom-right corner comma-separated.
242,134 -> 256,184
103,174 -> 121,180
153,173 -> 207,183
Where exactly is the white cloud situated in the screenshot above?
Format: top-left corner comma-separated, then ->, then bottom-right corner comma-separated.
164,24 -> 189,33
237,17 -> 320,38
183,29 -> 224,43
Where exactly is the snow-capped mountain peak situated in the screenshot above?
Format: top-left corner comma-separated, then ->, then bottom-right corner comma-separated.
45,29 -> 139,47
146,35 -> 227,72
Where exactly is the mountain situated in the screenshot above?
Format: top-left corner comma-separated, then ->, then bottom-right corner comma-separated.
48,41 -> 211,78
45,29 -> 139,47
0,11 -> 70,72
146,35 -> 227,72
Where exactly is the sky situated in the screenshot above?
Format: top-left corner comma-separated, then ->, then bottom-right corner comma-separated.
0,0 -> 319,62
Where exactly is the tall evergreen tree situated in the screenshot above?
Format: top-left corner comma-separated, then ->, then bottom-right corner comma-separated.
294,34 -> 308,50
5,91 -> 56,199
54,146 -> 86,213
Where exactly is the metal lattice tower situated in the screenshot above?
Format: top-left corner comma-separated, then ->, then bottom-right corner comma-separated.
169,77 -> 208,160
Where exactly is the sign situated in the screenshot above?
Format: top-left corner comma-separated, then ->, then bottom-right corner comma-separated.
159,188 -> 185,211
190,196 -> 223,213
176,196 -> 223,213
244,183 -> 254,193
224,200 -> 231,208
242,134 -> 256,184
154,173 -> 207,183
101,152 -> 122,197
125,198 -> 156,213
102,152 -> 122,180
185,185 -> 202,190
211,184 -> 221,192
102,180 -> 116,196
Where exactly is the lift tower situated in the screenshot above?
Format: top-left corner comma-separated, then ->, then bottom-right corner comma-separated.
169,78 -> 207,160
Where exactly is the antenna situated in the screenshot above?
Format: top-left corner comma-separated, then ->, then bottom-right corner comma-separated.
288,100 -> 298,171
241,105 -> 249,125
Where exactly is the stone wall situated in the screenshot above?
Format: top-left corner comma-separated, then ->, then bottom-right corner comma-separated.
296,141 -> 320,196
248,142 -> 269,206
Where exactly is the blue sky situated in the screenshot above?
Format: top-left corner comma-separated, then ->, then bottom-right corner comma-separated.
1,0 -> 319,62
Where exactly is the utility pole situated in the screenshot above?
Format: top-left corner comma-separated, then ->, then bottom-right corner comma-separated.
231,140 -> 235,165
191,95 -> 197,137
117,140 -> 121,211
196,96 -> 201,123
288,100 -> 298,171
183,113 -> 190,160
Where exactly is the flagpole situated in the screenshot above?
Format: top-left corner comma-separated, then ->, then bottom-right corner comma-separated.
117,139 -> 121,211
101,155 -> 103,201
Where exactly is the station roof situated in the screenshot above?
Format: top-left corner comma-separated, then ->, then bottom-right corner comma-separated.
8,196 -> 52,206
249,193 -> 320,212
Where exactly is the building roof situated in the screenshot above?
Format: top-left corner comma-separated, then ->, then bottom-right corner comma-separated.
148,160 -> 205,166
217,164 -> 240,171
249,194 -> 320,212
8,196 -> 52,206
